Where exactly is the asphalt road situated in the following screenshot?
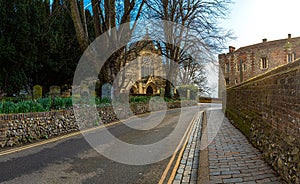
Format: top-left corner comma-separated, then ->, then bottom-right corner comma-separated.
0,104 -> 213,184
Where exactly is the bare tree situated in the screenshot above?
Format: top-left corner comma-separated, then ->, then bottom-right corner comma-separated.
68,0 -> 146,97
146,0 -> 233,98
95,0 -> 146,97
80,0 -> 89,39
69,0 -> 89,51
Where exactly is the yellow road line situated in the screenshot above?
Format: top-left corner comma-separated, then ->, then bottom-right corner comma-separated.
158,111 -> 199,184
167,112 -> 202,184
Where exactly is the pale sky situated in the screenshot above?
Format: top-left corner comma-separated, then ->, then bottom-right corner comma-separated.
206,0 -> 300,97
223,0 -> 300,49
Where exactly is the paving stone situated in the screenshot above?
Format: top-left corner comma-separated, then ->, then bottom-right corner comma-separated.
182,176 -> 190,182
172,180 -> 181,184
210,171 -> 221,176
170,111 -> 202,183
206,110 -> 282,184
255,178 -> 271,183
223,177 -> 243,183
221,170 -> 240,175
170,109 -> 282,184
183,170 -> 190,176
175,174 -> 182,180
210,174 -> 232,179
239,181 -> 256,184
177,168 -> 184,174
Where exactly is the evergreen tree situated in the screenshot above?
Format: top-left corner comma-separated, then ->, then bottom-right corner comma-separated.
0,0 -> 83,97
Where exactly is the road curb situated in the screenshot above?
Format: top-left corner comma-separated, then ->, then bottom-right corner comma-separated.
197,110 -> 210,183
170,111 -> 203,184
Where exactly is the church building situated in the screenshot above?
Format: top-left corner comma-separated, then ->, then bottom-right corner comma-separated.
117,32 -> 167,96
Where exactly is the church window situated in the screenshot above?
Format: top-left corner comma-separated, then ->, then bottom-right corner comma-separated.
141,56 -> 154,77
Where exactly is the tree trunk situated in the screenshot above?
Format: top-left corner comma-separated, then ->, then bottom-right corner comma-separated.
80,0 -> 88,39
91,0 -> 101,37
69,0 -> 89,51
165,80 -> 172,98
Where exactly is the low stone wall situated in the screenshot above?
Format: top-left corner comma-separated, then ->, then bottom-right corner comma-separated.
226,60 -> 300,183
0,100 -> 197,148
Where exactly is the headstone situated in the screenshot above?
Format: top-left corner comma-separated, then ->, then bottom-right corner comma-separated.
170,86 -> 174,98
33,85 -> 42,99
187,89 -> 190,100
61,90 -> 71,98
19,90 -> 28,96
19,89 -> 29,100
101,83 -> 112,99
91,91 -> 97,97
49,86 -> 61,98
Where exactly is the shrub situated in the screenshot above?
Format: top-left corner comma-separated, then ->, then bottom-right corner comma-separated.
0,97 -> 73,114
64,97 -> 72,107
95,97 -> 111,104
51,97 -> 72,110
0,101 -> 16,113
15,101 -> 32,113
29,101 -> 44,112
130,96 -> 151,103
37,98 -> 52,111
0,95 -> 186,114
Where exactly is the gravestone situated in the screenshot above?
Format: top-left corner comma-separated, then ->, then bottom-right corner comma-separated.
33,85 -> 42,99
187,89 -> 190,100
61,90 -> 71,98
101,83 -> 112,99
49,86 -> 61,98
61,84 -> 70,98
91,91 -> 97,97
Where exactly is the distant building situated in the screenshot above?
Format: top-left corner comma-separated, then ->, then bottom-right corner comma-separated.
117,33 -> 166,96
218,34 -> 300,98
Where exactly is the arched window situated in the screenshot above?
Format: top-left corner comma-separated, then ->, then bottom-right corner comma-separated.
141,56 -> 154,77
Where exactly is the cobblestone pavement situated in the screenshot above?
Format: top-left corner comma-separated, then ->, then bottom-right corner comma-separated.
172,108 -> 283,184
172,111 -> 203,184
207,110 -> 283,184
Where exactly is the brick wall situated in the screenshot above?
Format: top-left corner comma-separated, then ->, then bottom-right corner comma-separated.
219,35 -> 300,98
225,59 -> 300,183
0,101 -> 196,148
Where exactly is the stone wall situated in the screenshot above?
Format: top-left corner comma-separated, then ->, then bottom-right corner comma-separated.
0,101 -> 196,148
225,59 -> 300,183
